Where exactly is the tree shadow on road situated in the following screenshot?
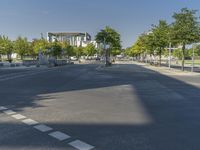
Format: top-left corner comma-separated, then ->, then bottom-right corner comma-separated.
0,64 -> 200,150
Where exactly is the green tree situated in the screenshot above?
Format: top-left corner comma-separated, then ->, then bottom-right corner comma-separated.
152,20 -> 170,65
144,32 -> 156,56
95,26 -> 121,65
83,43 -> 97,56
172,49 -> 184,59
61,41 -> 75,57
188,46 -> 200,57
74,46 -> 84,58
124,47 -> 133,56
173,48 -> 191,60
49,41 -> 62,58
0,35 -> 14,62
32,39 -> 49,57
14,36 -> 30,60
126,33 -> 155,61
110,49 -> 121,56
172,8 -> 200,71
131,35 -> 146,57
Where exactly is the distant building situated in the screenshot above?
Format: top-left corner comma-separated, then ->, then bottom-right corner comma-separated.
47,32 -> 92,47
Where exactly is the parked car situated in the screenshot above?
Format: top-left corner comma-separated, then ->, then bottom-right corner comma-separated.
70,56 -> 78,61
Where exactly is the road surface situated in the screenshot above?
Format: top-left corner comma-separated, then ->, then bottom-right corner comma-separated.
0,63 -> 200,150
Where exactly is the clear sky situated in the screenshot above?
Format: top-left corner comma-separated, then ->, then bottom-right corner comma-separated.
0,0 -> 200,48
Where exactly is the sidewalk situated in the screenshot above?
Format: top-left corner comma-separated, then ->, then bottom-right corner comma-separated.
99,60 -> 200,76
130,61 -> 200,76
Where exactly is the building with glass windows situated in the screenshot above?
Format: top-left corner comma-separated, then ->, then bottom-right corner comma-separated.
47,32 -> 92,47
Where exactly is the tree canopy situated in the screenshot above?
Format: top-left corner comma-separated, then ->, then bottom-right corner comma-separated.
95,26 -> 121,51
0,35 -> 14,61
126,8 -> 200,70
172,8 -> 200,70
14,36 -> 30,60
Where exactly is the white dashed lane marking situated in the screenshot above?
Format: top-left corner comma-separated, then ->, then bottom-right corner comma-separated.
0,106 -> 95,149
0,106 -> 8,110
69,140 -> 95,150
48,131 -> 71,141
34,124 -> 53,132
11,114 -> 26,120
3,110 -> 16,115
22,119 -> 38,125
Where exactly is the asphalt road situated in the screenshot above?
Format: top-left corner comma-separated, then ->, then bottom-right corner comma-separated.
0,63 -> 200,150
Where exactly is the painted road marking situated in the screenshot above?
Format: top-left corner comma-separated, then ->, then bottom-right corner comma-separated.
34,124 -> 53,132
22,119 -> 38,125
48,131 -> 70,141
0,106 -> 8,110
69,140 -> 94,150
3,110 -> 16,115
11,114 -> 26,120
0,105 -> 95,149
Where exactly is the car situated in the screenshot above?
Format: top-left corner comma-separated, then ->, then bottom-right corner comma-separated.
70,56 -> 78,61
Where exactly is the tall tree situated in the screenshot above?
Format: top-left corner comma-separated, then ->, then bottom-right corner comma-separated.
32,39 -> 49,57
74,46 -> 84,58
0,35 -> 14,62
126,33 -> 156,62
14,36 -> 30,60
152,20 -> 170,65
60,41 -> 75,57
83,43 -> 97,56
49,41 -> 62,58
172,8 -> 200,71
131,34 -> 147,58
95,26 -> 121,65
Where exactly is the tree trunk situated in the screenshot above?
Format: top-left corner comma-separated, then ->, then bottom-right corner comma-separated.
181,44 -> 185,71
159,48 -> 162,66
21,55 -> 24,60
142,53 -> 145,62
7,53 -> 12,63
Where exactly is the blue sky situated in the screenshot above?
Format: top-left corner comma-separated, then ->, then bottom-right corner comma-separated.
0,0 -> 200,48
